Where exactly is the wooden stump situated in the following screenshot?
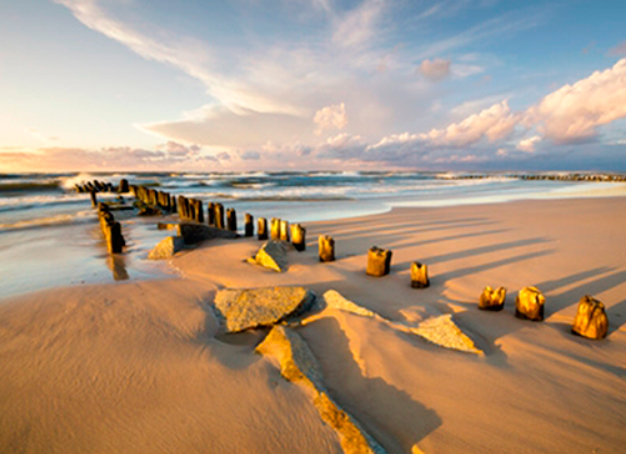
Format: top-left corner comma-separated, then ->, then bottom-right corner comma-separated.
244,213 -> 254,237
227,208 -> 237,232
170,195 -> 177,214
572,295 -> 608,340
177,195 -> 187,220
207,202 -> 215,226
89,190 -> 97,208
215,203 -> 225,229
366,246 -> 392,277
410,262 -> 429,288
291,224 -> 306,251
194,199 -> 204,223
318,235 -> 335,262
118,178 -> 129,193
258,217 -> 268,240
188,199 -> 196,222
479,286 -> 506,311
104,221 -> 125,254
279,220 -> 290,242
270,218 -> 281,240
515,286 -> 545,321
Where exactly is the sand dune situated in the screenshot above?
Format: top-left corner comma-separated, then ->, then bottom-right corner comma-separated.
1,198 -> 625,453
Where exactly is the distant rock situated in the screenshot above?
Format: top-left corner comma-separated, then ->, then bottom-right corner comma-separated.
148,236 -> 185,260
214,286 -> 315,333
256,325 -> 387,454
247,240 -> 288,272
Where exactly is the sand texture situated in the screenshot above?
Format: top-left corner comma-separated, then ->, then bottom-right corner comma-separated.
1,198 -> 626,453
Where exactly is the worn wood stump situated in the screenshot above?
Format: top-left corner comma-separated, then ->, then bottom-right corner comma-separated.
410,262 -> 429,288
215,203 -> 225,229
270,218 -> 281,240
515,286 -> 545,321
291,224 -> 306,251
207,202 -> 215,226
245,213 -> 254,237
479,286 -> 506,311
227,208 -> 237,232
279,220 -> 290,242
572,295 -> 608,340
258,217 -> 268,240
366,246 -> 392,277
318,235 -> 335,262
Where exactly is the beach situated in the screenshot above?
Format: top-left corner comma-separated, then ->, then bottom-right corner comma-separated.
1,196 -> 625,453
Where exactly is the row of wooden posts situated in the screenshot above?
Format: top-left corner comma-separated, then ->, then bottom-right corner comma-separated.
75,178 -> 130,194
87,180 -> 607,340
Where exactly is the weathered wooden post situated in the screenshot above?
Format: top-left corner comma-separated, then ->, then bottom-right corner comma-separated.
410,262 -> 429,288
258,217 -> 268,240
515,286 -> 545,321
118,179 -> 129,193
279,220 -> 290,242
177,195 -> 187,220
479,286 -> 506,311
226,208 -> 237,232
215,203 -> 225,229
270,218 -> 281,240
244,213 -> 254,237
291,224 -> 306,251
188,199 -> 196,221
194,199 -> 204,223
572,295 -> 608,339
319,235 -> 335,262
366,246 -> 392,277
89,190 -> 98,208
171,195 -> 177,214
207,202 -> 215,226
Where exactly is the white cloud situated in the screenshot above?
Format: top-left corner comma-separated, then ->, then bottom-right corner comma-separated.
313,103 -> 348,135
418,58 -> 451,81
420,100 -> 518,147
526,58 -> 626,143
332,0 -> 385,48
517,135 -> 541,153
25,128 -> 59,144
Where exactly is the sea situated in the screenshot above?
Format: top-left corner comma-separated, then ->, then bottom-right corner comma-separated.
1,171 -> 625,299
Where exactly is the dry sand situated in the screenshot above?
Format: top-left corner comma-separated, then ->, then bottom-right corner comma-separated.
1,197 -> 625,453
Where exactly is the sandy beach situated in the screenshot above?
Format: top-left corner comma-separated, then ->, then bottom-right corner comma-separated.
1,197 -> 625,454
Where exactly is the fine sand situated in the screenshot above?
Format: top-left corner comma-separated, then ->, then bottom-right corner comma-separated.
1,197 -> 625,453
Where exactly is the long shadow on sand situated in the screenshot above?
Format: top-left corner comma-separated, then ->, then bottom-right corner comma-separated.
300,317 -> 442,454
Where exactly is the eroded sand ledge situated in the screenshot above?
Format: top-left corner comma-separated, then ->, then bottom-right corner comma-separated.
1,198 -> 626,453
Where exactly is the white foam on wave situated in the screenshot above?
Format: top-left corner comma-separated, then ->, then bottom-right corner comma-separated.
0,209 -> 97,231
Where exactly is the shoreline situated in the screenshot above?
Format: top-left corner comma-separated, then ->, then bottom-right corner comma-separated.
1,197 -> 625,453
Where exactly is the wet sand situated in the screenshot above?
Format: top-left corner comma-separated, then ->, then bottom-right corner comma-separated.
1,197 -> 625,453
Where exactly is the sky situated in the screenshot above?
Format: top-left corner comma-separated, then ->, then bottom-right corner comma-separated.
1,0 -> 625,172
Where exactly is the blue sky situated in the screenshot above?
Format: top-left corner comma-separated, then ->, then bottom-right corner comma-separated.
1,0 -> 625,171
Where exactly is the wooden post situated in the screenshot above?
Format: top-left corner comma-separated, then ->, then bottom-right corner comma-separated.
226,208 -> 237,232
515,286 -> 545,321
118,179 -> 129,193
366,246 -> 392,277
270,218 -> 281,240
291,224 -> 306,251
207,202 -> 215,226
410,262 -> 429,288
89,190 -> 97,208
572,295 -> 608,340
479,286 -> 506,311
195,199 -> 204,223
279,220 -> 290,242
319,235 -> 335,262
178,195 -> 187,220
215,203 -> 225,229
258,217 -> 268,240
244,213 -> 254,237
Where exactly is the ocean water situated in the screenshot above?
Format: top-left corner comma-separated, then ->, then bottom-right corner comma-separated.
1,171 -> 624,299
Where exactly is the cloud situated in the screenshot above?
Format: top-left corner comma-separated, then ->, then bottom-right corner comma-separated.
526,58 -> 626,143
332,0 -> 385,48
313,103 -> 348,135
418,58 -> 451,81
420,100 -> 518,147
238,150 -> 261,160
608,41 -> 626,57
517,135 -> 541,153
25,128 -> 59,143
158,141 -> 202,157
216,151 -> 231,161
